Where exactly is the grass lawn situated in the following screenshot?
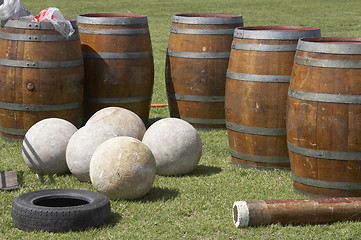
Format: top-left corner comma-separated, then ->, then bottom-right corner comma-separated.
1,0 -> 361,239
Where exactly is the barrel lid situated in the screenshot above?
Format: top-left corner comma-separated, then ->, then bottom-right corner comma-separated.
77,13 -> 148,25
1,19 -> 78,30
234,26 -> 320,40
297,37 -> 361,54
172,14 -> 243,25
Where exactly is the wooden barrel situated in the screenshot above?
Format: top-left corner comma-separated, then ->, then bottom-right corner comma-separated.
77,13 -> 154,123
166,14 -> 243,128
0,19 -> 84,141
287,37 -> 361,197
225,26 -> 320,169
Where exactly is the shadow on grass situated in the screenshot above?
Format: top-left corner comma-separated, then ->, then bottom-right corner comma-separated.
146,117 -> 163,128
138,186 -> 179,202
37,173 -> 57,185
188,164 -> 222,177
106,212 -> 123,227
156,165 -> 222,179
17,170 -> 25,187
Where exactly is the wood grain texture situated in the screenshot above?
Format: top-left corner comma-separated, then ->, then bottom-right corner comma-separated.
0,21 -> 84,140
79,14 -> 154,122
287,37 -> 361,197
166,14 -> 243,128
225,26 -> 320,169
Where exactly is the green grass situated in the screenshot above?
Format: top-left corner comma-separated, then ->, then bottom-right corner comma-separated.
1,0 -> 361,239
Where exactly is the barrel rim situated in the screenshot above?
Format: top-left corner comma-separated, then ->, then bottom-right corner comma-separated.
234,26 -> 320,40
77,13 -> 148,25
1,19 -> 78,30
300,36 -> 361,43
172,13 -> 243,25
236,26 -> 320,31
297,37 -> 361,54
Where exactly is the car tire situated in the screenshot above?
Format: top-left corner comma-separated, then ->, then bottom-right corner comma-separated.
12,188 -> 111,232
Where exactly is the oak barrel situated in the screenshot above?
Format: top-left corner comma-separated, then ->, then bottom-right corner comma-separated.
0,19 -> 84,141
287,37 -> 361,197
166,14 -> 243,128
225,26 -> 320,169
77,13 -> 154,123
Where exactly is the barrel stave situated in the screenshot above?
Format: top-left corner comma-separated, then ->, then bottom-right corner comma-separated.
287,37 -> 361,196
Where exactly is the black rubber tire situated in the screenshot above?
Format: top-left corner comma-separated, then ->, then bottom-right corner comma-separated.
12,188 -> 111,232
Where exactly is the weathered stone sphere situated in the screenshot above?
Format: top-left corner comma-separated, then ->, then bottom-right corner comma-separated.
22,118 -> 77,175
89,136 -> 156,200
142,118 -> 202,176
66,123 -> 122,182
86,107 -> 146,140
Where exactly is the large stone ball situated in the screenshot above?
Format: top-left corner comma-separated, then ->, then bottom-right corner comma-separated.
89,136 -> 156,200
142,118 -> 202,176
22,118 -> 77,175
66,123 -> 122,182
86,107 -> 146,140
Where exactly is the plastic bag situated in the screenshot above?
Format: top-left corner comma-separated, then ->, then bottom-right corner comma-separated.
33,7 -> 75,39
0,0 -> 31,20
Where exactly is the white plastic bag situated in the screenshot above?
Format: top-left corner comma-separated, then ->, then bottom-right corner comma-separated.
0,0 -> 31,20
33,7 -> 75,39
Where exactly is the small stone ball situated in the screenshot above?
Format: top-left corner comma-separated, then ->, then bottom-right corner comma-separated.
22,118 -> 77,175
89,136 -> 156,200
86,107 -> 146,140
142,118 -> 202,176
66,123 -> 122,182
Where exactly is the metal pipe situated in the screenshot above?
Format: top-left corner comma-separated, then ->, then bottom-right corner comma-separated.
233,197 -> 361,227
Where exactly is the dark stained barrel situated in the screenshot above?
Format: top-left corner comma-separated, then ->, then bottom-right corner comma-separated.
0,19 -> 84,141
77,13 -> 154,123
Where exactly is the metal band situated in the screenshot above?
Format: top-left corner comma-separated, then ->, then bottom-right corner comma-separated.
83,51 -> 153,59
77,15 -> 148,25
0,126 -> 27,136
1,19 -> 78,29
79,28 -> 149,35
287,141 -> 361,161
84,95 -> 151,104
226,70 -> 291,83
0,58 -> 83,69
292,173 -> 361,190
170,27 -> 234,35
226,121 -> 286,136
297,39 -> 361,55
0,31 -> 79,41
0,101 -> 82,111
294,55 -> 361,69
167,49 -> 230,59
170,115 -> 225,125
168,92 -> 224,102
230,149 -> 289,163
232,42 -> 297,52
234,28 -> 320,40
172,15 -> 243,25
288,88 -> 361,104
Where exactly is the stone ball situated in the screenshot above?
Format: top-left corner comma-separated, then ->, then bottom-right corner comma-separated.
142,118 -> 202,176
86,107 -> 146,140
22,118 -> 77,175
66,123 -> 122,182
89,136 -> 156,200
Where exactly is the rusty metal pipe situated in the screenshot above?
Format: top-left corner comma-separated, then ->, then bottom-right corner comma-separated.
233,197 -> 361,227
